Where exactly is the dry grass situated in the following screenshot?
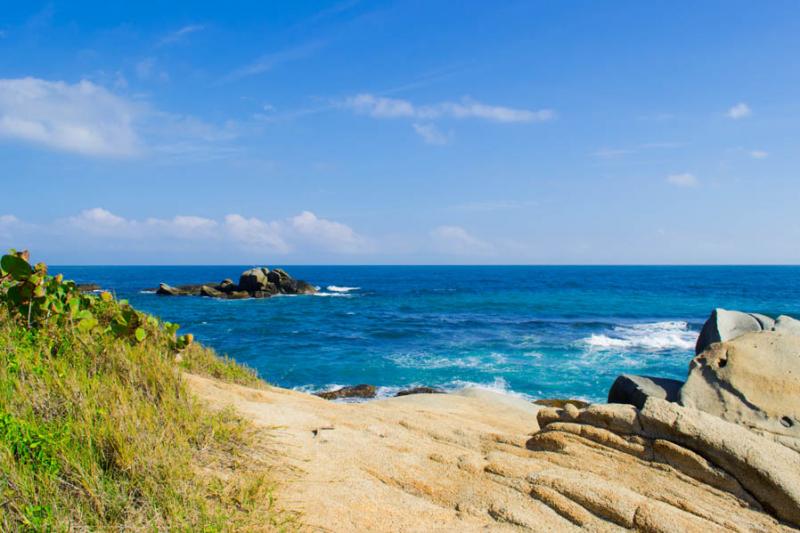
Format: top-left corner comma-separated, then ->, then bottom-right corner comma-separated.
0,304 -> 295,531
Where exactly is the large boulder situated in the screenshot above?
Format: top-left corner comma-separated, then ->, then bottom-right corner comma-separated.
680,331 -> 800,440
238,267 -> 271,292
607,374 -> 682,409
694,308 -> 775,354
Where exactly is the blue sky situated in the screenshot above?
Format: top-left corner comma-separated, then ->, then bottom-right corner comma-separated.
1,1 -> 799,264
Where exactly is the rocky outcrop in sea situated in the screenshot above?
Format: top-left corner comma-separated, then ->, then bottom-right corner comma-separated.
155,267 -> 317,299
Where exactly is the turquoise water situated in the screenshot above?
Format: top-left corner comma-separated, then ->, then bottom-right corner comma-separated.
55,266 -> 800,402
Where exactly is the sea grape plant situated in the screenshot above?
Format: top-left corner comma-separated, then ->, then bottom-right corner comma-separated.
0,249 -> 193,348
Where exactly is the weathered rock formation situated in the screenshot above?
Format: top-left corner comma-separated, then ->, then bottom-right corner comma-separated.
188,375 -> 797,531
155,267 -> 316,299
681,330 -> 800,442
534,398 -> 800,528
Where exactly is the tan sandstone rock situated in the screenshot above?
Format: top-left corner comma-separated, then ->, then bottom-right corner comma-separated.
186,374 -> 795,532
680,331 -> 800,440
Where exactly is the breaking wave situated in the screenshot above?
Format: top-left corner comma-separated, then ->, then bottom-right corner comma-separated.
582,321 -> 696,351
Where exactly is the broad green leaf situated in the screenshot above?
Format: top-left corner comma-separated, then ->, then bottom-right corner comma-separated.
134,328 -> 147,343
1,254 -> 32,280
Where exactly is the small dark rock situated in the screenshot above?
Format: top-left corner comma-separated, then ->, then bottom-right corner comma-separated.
76,283 -> 101,292
315,384 -> 376,400
607,374 -> 683,409
395,387 -> 445,397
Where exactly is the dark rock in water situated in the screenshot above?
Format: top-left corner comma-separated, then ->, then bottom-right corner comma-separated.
315,384 -> 376,400
76,283 -> 101,292
607,374 -> 682,409
296,280 -> 317,295
226,290 -> 250,300
239,268 -> 270,292
218,279 -> 237,293
533,398 -> 590,409
156,283 -> 183,296
199,285 -> 224,298
395,387 -> 445,397
156,267 -> 316,299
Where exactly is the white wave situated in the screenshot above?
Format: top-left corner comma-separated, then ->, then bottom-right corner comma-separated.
139,290 -> 156,294
443,377 -> 532,400
327,285 -> 360,293
313,292 -> 352,298
294,377 -> 529,402
582,321 -> 695,351
387,351 -> 509,370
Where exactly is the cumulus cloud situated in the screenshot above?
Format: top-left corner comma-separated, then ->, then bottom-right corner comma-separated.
430,225 -> 493,255
413,123 -> 450,145
750,150 -> 768,159
344,93 -> 554,123
223,214 -> 289,253
290,211 -> 368,253
666,173 -> 698,187
0,77 -> 140,156
727,102 -> 752,119
52,208 -> 366,256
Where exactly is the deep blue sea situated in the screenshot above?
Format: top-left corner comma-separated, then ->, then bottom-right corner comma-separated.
54,266 -> 800,402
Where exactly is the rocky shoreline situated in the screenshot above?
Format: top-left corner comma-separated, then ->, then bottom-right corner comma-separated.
297,307 -> 800,528
155,266 -> 317,299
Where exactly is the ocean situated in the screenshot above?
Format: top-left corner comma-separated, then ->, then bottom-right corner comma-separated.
54,265 -> 800,402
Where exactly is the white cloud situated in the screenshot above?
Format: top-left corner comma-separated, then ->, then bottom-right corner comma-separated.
750,150 -> 768,159
0,77 -> 140,156
223,214 -> 290,253
55,208 -> 365,256
666,173 -> 698,188
430,225 -> 493,255
727,102 -> 752,119
290,211 -> 367,253
413,123 -> 450,145
157,24 -> 205,47
344,93 -> 554,124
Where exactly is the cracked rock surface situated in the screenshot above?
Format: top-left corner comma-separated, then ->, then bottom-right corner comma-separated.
186,374 -> 798,532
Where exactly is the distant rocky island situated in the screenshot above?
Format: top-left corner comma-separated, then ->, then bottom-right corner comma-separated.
155,267 -> 317,299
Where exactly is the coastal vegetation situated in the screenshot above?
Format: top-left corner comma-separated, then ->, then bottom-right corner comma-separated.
0,250 -> 287,531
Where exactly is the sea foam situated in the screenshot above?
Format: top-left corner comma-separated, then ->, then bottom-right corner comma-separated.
582,321 -> 695,351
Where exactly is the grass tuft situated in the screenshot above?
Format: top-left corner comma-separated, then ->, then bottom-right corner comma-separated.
0,301 -> 292,531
